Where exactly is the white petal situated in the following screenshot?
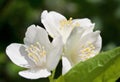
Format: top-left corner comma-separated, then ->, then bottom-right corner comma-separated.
72,18 -> 94,29
6,43 -> 33,68
64,28 -> 102,64
64,27 -> 85,56
52,36 -> 63,47
80,31 -> 102,54
19,69 -> 51,79
64,27 -> 85,64
62,57 -> 72,75
41,10 -> 66,38
59,25 -> 74,44
93,34 -> 102,54
71,31 -> 102,62
72,18 -> 95,38
46,36 -> 63,70
24,25 -> 52,51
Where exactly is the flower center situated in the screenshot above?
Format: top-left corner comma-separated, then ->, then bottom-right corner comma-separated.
60,17 -> 80,29
60,17 -> 72,28
25,42 -> 46,66
80,42 -> 95,61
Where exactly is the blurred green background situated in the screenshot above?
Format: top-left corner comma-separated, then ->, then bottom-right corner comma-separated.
0,0 -> 120,82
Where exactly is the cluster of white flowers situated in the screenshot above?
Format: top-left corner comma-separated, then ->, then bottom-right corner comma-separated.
6,10 -> 102,79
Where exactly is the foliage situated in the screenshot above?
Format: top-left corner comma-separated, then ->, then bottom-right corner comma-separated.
56,47 -> 120,82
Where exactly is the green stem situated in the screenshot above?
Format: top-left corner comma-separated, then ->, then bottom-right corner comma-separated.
49,77 -> 54,82
49,69 -> 56,82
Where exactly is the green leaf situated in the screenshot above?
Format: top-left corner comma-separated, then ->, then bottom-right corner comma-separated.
55,76 -> 65,82
56,47 -> 120,82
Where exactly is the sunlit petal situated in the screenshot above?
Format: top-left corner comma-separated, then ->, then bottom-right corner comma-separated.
19,69 -> 51,79
24,25 -> 52,51
46,36 -> 63,70
41,10 -> 66,38
6,43 -> 32,68
62,57 -> 72,75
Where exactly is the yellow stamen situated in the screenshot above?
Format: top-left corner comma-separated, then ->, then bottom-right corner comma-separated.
60,17 -> 73,29
25,42 -> 47,64
80,42 -> 95,60
60,17 -> 80,29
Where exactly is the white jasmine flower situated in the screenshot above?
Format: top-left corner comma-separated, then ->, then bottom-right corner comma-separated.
62,27 -> 102,75
41,10 -> 95,44
6,25 -> 63,79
